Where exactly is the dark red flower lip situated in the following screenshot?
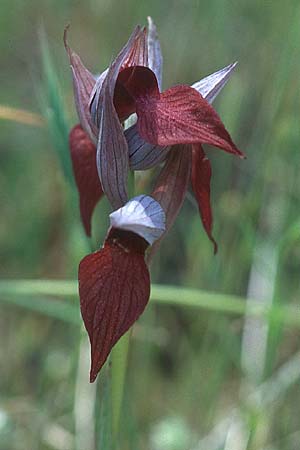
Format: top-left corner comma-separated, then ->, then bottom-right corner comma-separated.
79,227 -> 151,382
78,194 -> 166,381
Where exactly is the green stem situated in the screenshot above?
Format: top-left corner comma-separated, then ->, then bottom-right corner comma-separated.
110,170 -> 135,446
110,332 -> 131,440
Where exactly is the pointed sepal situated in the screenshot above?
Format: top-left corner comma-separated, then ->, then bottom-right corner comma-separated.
69,124 -> 104,236
147,16 -> 163,89
191,145 -> 217,253
192,62 -> 238,104
90,27 -> 151,209
148,145 -> 192,261
64,27 -> 98,141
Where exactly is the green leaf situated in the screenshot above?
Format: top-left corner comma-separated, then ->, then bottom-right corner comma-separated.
0,293 -> 80,324
39,28 -> 73,185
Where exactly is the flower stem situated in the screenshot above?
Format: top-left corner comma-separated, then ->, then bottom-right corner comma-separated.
110,170 -> 135,446
110,332 -> 131,440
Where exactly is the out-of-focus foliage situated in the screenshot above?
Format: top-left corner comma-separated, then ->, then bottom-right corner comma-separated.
1,0 -> 300,449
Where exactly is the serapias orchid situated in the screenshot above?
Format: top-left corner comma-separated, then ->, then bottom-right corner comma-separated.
65,18 -> 243,381
65,18 -> 243,239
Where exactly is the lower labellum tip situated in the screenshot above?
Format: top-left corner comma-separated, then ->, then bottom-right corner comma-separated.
79,228 -> 150,382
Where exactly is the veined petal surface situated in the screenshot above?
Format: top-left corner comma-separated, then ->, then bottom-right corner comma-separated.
135,84 -> 244,158
126,124 -> 169,170
79,228 -> 150,382
148,145 -> 192,261
92,27 -> 148,209
147,17 -> 163,89
122,26 -> 148,68
64,28 -> 98,142
69,124 -> 103,236
126,63 -> 238,166
191,144 -> 217,253
109,195 -> 165,245
192,62 -> 237,104
90,26 -> 147,126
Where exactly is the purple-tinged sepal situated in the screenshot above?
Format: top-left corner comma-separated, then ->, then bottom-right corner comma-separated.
126,124 -> 170,170
148,145 -> 192,262
64,27 -> 98,142
90,27 -> 152,209
69,124 -> 104,236
191,144 -> 217,253
192,62 -> 238,104
147,17 -> 163,90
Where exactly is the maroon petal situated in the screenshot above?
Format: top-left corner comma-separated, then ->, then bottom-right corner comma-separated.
135,84 -> 244,158
69,124 -> 103,236
148,145 -> 192,262
64,27 -> 98,141
114,65 -> 159,123
191,144 -> 217,253
79,228 -> 150,382
116,65 -> 159,105
113,81 -> 136,122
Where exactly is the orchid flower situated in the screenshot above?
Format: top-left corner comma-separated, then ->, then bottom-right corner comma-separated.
65,18 -> 243,238
65,19 -> 243,382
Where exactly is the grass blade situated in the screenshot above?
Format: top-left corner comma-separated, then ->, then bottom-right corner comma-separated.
0,280 -> 300,327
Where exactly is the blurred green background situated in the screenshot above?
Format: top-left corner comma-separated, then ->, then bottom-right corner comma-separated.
1,0 -> 300,449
